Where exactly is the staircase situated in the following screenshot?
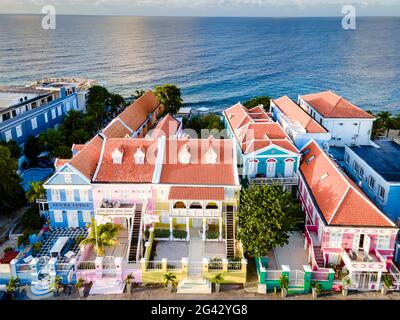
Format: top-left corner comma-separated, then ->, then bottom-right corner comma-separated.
225,205 -> 235,258
313,245 -> 325,268
177,278 -> 212,294
128,204 -> 143,262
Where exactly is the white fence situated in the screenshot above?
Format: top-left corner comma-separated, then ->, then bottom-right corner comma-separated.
266,270 -> 282,280
77,261 -> 96,270
289,270 -> 305,286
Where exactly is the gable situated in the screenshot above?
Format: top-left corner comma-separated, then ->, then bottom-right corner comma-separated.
45,164 -> 90,186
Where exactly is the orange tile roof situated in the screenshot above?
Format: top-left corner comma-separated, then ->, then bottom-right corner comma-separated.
54,158 -> 70,168
272,96 -> 328,133
94,138 -> 158,183
300,91 -> 374,119
117,91 -> 161,133
102,119 -> 132,138
168,187 -> 225,200
150,114 -> 180,139
300,141 -> 394,228
69,135 -> 104,180
160,139 -> 237,185
71,144 -> 86,152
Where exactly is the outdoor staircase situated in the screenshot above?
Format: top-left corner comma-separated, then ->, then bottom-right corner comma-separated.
313,245 -> 325,268
225,205 -> 235,258
128,204 -> 143,262
177,278 -> 212,294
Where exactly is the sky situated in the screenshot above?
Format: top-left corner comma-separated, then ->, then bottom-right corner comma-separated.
0,0 -> 400,17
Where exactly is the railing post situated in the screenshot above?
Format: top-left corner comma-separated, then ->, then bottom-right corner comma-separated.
181,257 -> 188,276
303,265 -> 312,293
162,258 -> 168,272
95,257 -> 103,279
241,258 -> 247,274
29,258 -> 40,282
202,258 -> 209,273
140,258 -> 147,272
282,265 -> 290,288
49,257 -> 57,279
115,257 -> 123,280
222,258 -> 229,272
10,259 -> 18,278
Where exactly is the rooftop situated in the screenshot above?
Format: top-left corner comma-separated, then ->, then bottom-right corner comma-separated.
350,139 -> 400,182
300,91 -> 374,119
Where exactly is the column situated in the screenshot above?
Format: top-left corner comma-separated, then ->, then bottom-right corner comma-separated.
376,271 -> 382,291
48,257 -> 57,279
30,258 -> 40,282
95,257 -> 103,279
186,218 -> 190,241
161,258 -> 168,272
222,258 -> 228,272
169,217 -> 173,240
181,257 -> 188,276
202,258 -> 209,273
115,257 -> 123,281
10,259 -> 18,278
218,217 -> 223,242
303,265 -> 312,293
202,218 -> 206,241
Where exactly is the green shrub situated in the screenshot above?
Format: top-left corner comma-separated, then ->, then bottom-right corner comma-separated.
173,229 -> 187,239
32,242 -> 42,254
17,231 -> 30,247
4,247 -> 14,253
154,229 -> 170,238
206,230 -> 219,239
21,206 -> 44,233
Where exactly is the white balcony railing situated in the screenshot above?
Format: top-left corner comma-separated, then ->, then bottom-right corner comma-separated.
170,208 -> 221,218
249,175 -> 299,186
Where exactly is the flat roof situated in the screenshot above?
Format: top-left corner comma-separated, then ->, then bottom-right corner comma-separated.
350,139 -> 400,182
177,107 -> 192,114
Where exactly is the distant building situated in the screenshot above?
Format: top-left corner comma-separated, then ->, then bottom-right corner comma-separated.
147,113 -> 182,139
224,102 -> 300,189
299,140 -> 398,291
343,138 -> 400,223
0,82 -> 78,146
271,95 -> 331,149
177,107 -> 192,119
298,91 -> 375,147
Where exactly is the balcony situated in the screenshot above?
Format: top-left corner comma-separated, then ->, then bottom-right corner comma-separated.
249,174 -> 299,186
170,208 -> 221,218
341,249 -> 387,272
96,200 -> 136,217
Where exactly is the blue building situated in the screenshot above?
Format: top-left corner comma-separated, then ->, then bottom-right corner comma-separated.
343,138 -> 400,223
0,81 -> 79,146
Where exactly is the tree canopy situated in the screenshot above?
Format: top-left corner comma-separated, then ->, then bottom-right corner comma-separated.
0,145 -> 25,213
237,184 -> 300,258
368,110 -> 400,138
183,113 -> 224,136
243,96 -> 271,111
0,140 -> 21,160
23,135 -> 44,166
154,84 -> 183,115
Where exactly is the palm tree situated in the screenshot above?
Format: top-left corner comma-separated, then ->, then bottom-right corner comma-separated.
52,275 -> 63,296
80,218 -> 121,256
133,89 -> 145,99
6,277 -> 20,299
25,181 -> 45,204
377,111 -> 394,137
163,272 -> 177,290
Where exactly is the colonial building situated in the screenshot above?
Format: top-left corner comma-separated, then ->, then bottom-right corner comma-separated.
224,102 -> 300,188
299,140 -> 398,291
298,91 -> 375,147
270,95 -> 331,149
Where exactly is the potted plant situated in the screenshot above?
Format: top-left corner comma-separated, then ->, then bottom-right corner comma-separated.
75,278 -> 86,298
52,275 -> 63,297
6,277 -> 21,300
279,274 -> 289,299
342,275 -> 351,297
32,242 -> 42,254
212,273 -> 224,293
311,281 -> 322,298
125,274 -> 135,293
163,272 -> 177,293
381,274 -> 393,295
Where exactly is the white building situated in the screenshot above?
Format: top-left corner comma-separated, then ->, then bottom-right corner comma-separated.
298,91 -> 375,147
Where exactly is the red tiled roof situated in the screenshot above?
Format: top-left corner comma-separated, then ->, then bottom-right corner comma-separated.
272,96 -> 328,133
300,91 -> 374,119
69,135 -> 104,180
160,139 -> 237,185
168,187 -> 225,200
94,138 -> 158,183
71,144 -> 86,152
300,141 -> 394,227
0,251 -> 19,264
102,119 -> 132,138
54,158 -> 70,168
150,114 -> 180,139
117,91 -> 161,133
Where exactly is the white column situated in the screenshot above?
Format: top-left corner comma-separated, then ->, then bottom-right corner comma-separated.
202,218 -> 206,241
169,217 -> 173,240
186,218 -> 190,241
376,271 -> 382,291
218,217 -> 223,241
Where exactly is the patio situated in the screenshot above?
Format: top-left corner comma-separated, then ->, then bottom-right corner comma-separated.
152,241 -> 189,261
86,229 -> 129,260
272,231 -> 309,269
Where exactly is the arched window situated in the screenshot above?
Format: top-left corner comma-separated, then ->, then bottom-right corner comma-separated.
189,202 -> 202,209
248,159 -> 259,177
284,158 -> 295,177
173,201 -> 186,209
266,158 -> 277,178
206,202 -> 218,209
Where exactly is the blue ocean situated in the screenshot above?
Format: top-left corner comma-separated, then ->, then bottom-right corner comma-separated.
0,15 -> 399,112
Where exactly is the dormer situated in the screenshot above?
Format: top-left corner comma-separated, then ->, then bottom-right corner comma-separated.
134,147 -> 145,164
205,146 -> 217,164
112,147 -> 123,164
179,145 -> 191,164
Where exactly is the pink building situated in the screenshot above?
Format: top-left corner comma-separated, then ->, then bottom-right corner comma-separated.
299,140 -> 398,291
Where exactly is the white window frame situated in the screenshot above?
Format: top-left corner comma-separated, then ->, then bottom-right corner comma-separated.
376,235 -> 391,250
65,174 -> 72,184
80,189 -> 89,202
248,159 -> 258,177
51,189 -> 61,202
345,154 -> 350,164
31,117 -> 38,130
53,210 -> 63,223
368,176 -> 375,190
5,130 -> 12,142
16,125 -> 22,138
378,185 -> 385,201
57,106 -> 62,116
160,211 -> 170,224
51,109 -> 56,119
329,231 -> 342,248
82,210 -> 92,223
65,189 -> 75,202
44,112 -> 49,123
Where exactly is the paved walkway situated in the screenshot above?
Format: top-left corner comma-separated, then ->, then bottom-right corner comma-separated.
273,231 -> 308,269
